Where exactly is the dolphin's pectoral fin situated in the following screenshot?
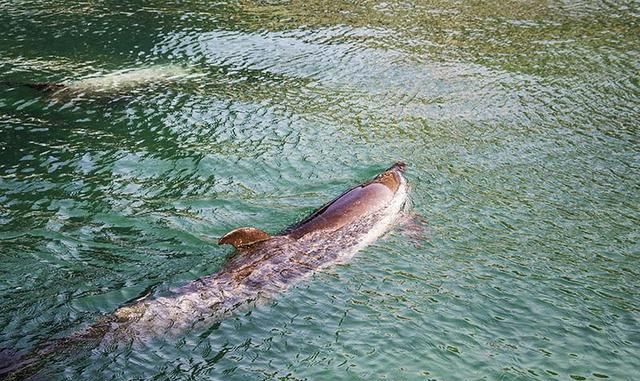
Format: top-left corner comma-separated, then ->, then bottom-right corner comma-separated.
218,227 -> 271,249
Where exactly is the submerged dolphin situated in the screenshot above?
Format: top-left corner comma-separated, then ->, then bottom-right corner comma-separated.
0,65 -> 195,96
0,162 -> 409,379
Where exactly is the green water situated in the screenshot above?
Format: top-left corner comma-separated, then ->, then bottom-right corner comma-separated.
1,1 -> 638,380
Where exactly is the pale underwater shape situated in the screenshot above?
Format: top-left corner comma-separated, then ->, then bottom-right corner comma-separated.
60,64 -> 198,93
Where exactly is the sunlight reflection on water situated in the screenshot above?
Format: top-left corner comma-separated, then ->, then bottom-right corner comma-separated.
0,1 -> 638,380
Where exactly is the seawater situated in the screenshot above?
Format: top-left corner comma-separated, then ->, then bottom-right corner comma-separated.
0,1 -> 638,380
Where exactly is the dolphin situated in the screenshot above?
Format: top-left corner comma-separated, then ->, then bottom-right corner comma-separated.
0,162 -> 409,379
0,65 -> 195,96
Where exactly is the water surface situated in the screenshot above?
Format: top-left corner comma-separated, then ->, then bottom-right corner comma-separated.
1,1 -> 638,380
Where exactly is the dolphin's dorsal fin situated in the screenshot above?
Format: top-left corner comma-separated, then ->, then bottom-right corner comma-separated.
218,227 -> 271,249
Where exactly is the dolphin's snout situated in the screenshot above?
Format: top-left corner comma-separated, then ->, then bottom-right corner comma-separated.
389,162 -> 406,172
371,162 -> 407,193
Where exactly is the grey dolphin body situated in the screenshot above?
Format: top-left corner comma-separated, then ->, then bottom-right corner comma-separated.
1,163 -> 408,379
0,65 -> 194,97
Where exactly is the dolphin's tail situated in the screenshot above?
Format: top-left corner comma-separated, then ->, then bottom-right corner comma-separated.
0,317 -> 115,380
0,339 -> 82,380
0,80 -> 64,92
0,340 -> 65,380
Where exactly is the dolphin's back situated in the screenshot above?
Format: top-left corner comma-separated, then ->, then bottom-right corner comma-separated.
287,183 -> 393,239
284,166 -> 405,240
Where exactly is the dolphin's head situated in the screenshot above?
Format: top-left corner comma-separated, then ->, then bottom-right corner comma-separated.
372,161 -> 406,194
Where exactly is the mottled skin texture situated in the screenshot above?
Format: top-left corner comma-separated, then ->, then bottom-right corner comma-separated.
1,163 -> 408,380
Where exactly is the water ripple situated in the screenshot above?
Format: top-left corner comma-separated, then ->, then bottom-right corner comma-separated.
1,1 -> 639,380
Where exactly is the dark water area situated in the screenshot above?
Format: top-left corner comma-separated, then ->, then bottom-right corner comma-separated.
1,1 -> 638,380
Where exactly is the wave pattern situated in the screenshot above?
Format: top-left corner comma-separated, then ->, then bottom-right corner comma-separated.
0,0 -> 638,380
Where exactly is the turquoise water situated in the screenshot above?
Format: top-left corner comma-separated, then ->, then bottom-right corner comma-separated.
1,1 -> 638,380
